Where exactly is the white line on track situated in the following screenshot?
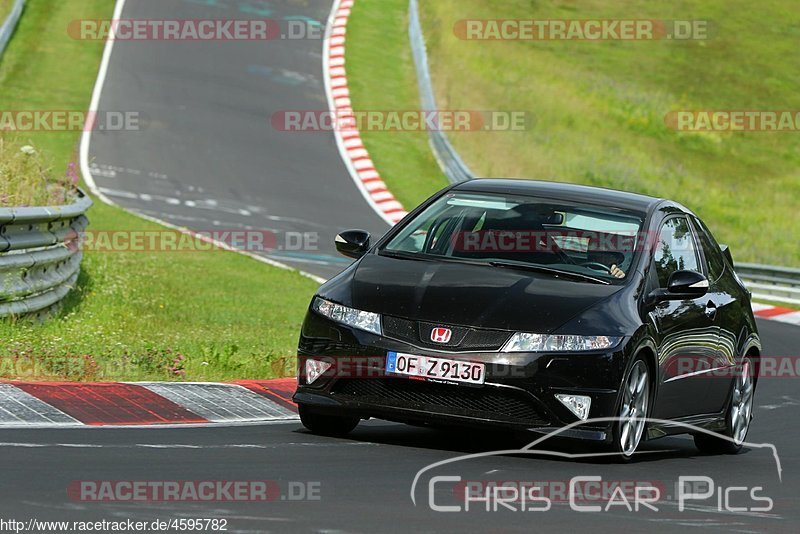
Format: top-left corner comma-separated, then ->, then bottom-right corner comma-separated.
78,0 -> 327,286
0,442 -> 376,449
0,419 -> 300,430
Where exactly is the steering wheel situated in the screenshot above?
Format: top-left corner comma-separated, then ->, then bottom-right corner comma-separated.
580,261 -> 612,273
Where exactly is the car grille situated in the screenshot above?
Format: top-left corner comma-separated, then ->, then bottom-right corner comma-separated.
382,316 -> 511,351
331,378 -> 549,426
298,337 -> 369,356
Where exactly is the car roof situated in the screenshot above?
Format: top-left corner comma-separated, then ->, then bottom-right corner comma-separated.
452,179 -> 666,214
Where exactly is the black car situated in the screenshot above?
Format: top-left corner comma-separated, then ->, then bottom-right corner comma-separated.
293,179 -> 760,458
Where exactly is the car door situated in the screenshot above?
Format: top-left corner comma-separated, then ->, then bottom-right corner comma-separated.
691,216 -> 740,413
647,215 -> 722,419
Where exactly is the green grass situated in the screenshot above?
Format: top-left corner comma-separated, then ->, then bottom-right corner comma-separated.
0,0 -> 319,381
347,0 -> 800,267
345,0 -> 448,210
0,136 -> 76,206
0,0 -> 12,23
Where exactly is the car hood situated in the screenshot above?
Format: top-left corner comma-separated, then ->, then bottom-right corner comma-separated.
346,253 -> 625,333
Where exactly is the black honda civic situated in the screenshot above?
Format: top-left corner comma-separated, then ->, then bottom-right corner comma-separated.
293,179 -> 760,458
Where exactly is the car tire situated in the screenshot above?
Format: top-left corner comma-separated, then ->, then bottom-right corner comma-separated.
611,357 -> 651,460
694,356 -> 755,455
298,405 -> 360,436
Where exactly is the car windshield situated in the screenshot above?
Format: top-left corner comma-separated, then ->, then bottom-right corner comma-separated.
382,191 -> 646,283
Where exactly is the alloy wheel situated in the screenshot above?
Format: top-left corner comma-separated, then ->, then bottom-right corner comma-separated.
618,360 -> 650,457
730,359 -> 755,445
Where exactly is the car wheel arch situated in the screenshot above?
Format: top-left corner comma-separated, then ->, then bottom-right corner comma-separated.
741,339 -> 761,388
633,344 -> 658,399
622,341 -> 659,418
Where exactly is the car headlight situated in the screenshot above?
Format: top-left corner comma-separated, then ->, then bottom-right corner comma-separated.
501,333 -> 621,352
312,297 -> 382,335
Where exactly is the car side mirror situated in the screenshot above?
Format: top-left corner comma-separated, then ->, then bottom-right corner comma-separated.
335,230 -> 371,259
667,270 -> 709,296
647,270 -> 709,304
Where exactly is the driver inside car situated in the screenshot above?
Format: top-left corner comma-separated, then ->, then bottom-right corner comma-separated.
610,264 -> 626,279
588,250 -> 627,279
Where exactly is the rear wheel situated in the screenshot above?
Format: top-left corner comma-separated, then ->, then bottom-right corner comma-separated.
612,358 -> 651,459
694,357 -> 755,454
298,405 -> 360,436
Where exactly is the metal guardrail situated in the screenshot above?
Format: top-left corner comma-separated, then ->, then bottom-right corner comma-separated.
408,0 -> 475,184
0,190 -> 91,319
0,0 -> 25,59
736,263 -> 800,306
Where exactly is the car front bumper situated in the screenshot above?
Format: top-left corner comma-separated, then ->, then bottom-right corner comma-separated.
293,310 -> 632,442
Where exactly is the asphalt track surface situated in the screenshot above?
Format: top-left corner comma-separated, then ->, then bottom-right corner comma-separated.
86,0 -> 388,280
25,0 -> 799,531
0,320 -> 796,532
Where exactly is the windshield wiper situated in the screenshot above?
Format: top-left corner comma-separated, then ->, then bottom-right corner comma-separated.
488,261 -> 610,285
380,252 -> 611,285
381,250 -> 489,267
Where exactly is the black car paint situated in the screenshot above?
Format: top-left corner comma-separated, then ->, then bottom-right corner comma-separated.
293,180 -> 760,443
351,254 -> 624,332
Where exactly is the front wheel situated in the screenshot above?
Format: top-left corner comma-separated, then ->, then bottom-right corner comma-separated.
694,357 -> 755,454
298,405 -> 360,436
612,358 -> 651,460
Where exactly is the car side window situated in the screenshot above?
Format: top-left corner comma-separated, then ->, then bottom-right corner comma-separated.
653,217 -> 701,288
692,217 -> 726,282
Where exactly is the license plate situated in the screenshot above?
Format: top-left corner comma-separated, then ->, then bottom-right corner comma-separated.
386,352 -> 485,385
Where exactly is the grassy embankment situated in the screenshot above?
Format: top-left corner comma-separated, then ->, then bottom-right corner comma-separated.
0,0 -> 319,381
0,0 -> 13,23
347,0 -> 800,268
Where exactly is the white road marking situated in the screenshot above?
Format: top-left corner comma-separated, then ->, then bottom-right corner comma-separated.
97,186 -> 138,199
89,165 -> 117,178
79,0 -> 129,206
0,442 -> 375,449
0,419 -> 300,430
759,395 -> 800,410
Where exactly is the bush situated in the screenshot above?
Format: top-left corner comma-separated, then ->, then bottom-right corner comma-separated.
0,137 -> 77,207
